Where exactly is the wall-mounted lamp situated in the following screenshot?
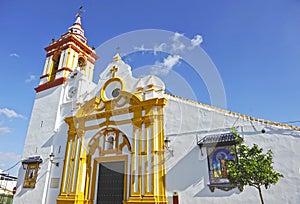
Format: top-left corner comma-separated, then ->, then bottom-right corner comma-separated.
164,137 -> 174,156
49,153 -> 59,167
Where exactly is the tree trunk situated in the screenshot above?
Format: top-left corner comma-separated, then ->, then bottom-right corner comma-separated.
258,186 -> 264,204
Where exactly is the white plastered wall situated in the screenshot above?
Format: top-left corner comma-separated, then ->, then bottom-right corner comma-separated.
164,95 -> 300,204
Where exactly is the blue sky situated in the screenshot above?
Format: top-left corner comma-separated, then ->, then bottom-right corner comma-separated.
1,0 -> 300,176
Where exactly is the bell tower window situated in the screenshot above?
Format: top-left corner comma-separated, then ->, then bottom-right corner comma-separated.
77,57 -> 86,71
49,53 -> 61,82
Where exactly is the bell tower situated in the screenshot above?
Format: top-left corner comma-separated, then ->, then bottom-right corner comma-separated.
13,12 -> 99,204
35,13 -> 99,92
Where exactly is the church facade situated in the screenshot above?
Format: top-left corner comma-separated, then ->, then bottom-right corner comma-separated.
13,14 -> 300,204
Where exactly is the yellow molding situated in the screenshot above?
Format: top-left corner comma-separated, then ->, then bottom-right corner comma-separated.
59,83 -> 168,204
100,77 -> 125,102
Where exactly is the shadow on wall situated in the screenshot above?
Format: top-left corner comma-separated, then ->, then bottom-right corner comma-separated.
166,146 -> 240,198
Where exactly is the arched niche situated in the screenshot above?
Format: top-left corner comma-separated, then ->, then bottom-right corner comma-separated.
87,127 -> 132,157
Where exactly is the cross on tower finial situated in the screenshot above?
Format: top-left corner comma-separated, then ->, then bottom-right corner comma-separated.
110,66 -> 118,78
78,5 -> 85,16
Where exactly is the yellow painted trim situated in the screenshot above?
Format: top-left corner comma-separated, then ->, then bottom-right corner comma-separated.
100,77 -> 125,102
71,51 -> 76,70
65,48 -> 71,69
75,99 -> 166,121
59,85 -> 168,204
48,61 -> 54,82
48,52 -> 61,82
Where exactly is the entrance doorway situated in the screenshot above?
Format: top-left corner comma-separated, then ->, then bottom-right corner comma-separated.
97,161 -> 125,204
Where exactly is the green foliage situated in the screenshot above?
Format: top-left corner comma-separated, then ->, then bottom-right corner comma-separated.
227,129 -> 283,204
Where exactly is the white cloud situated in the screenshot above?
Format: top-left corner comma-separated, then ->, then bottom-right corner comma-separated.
153,43 -> 167,55
25,74 -> 37,83
162,55 -> 181,69
9,53 -> 20,58
134,44 -> 146,51
151,55 -> 181,76
0,108 -> 25,119
172,32 -> 184,41
171,32 -> 185,52
191,35 -> 203,48
134,33 -> 203,57
0,127 -> 11,134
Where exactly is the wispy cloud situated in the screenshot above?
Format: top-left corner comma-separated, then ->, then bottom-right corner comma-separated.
0,127 -> 11,134
25,74 -> 37,83
134,43 -> 167,55
153,43 -> 167,55
0,108 -> 25,119
171,32 -> 185,52
172,32 -> 184,41
9,53 -> 20,58
134,44 -> 145,51
190,35 -> 203,48
151,55 -> 181,76
133,33 -> 203,56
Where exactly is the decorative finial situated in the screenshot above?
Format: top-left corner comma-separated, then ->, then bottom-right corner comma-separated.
110,66 -> 118,78
74,6 -> 83,26
78,5 -> 85,16
113,53 -> 121,62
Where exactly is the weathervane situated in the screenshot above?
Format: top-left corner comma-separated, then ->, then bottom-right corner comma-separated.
78,5 -> 86,16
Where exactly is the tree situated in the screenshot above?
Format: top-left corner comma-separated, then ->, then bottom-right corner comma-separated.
227,130 -> 283,204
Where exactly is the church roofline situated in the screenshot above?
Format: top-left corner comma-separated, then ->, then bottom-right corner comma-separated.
165,93 -> 300,131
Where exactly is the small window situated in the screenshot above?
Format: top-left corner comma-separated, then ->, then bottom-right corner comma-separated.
77,57 -> 86,71
23,163 -> 39,188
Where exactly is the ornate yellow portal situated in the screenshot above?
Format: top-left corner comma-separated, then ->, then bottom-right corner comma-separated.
57,75 -> 168,204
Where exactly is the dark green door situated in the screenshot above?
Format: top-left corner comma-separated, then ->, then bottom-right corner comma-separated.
97,161 -> 125,204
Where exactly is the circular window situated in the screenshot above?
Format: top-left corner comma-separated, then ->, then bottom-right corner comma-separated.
112,88 -> 120,97
101,78 -> 123,101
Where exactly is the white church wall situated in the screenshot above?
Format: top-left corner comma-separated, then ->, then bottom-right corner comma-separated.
14,71 -> 98,204
42,75 -> 100,204
164,95 -> 300,204
14,86 -> 66,204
